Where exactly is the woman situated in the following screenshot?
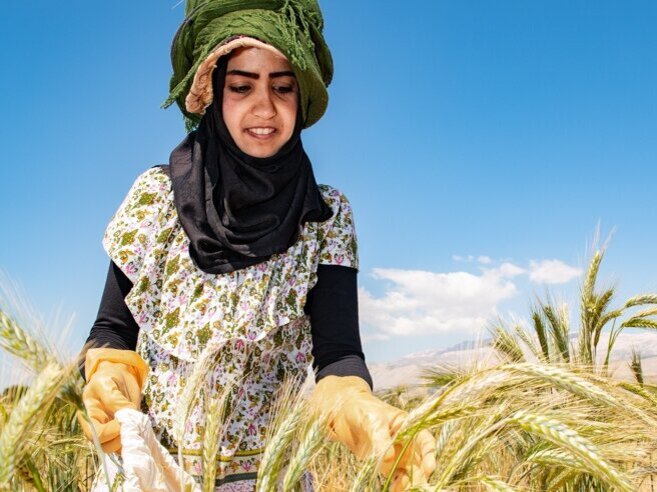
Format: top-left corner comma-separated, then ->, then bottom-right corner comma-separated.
79,1 -> 436,490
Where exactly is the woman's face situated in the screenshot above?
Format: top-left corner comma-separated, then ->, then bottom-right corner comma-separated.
222,47 -> 299,158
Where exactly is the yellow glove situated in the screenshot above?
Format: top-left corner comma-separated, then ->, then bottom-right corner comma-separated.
77,348 -> 149,454
308,375 -> 436,491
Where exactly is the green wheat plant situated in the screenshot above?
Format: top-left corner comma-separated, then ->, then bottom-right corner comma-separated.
0,244 -> 656,490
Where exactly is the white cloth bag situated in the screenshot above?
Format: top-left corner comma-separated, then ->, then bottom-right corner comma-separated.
91,408 -> 201,492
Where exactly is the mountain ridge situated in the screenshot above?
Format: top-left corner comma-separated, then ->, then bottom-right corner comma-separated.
367,331 -> 657,390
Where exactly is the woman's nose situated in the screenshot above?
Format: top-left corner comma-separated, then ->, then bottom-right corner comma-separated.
251,88 -> 276,119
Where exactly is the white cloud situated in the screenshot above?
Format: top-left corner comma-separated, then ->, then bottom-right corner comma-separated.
359,257 -> 582,339
528,259 -> 582,284
359,264 -> 522,337
488,262 -> 526,277
361,332 -> 391,342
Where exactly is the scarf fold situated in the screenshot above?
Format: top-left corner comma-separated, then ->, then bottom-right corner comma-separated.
168,54 -> 333,275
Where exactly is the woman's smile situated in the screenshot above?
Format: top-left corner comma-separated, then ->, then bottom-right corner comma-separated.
246,127 -> 277,138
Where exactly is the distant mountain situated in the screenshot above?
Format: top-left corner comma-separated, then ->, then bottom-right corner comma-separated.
366,331 -> 657,390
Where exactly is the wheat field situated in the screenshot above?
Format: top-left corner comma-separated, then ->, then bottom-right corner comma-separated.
1,245 -> 656,491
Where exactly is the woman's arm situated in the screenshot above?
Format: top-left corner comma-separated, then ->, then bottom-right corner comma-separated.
305,264 -> 373,390
78,261 -> 141,380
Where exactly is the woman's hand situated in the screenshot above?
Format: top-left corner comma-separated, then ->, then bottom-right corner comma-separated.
309,375 -> 436,491
77,349 -> 149,454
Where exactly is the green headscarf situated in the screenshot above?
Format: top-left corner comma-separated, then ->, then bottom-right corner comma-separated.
161,0 -> 334,132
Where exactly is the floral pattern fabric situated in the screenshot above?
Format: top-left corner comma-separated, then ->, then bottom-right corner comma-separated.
101,165 -> 358,489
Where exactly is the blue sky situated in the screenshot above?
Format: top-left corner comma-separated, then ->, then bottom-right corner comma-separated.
0,1 -> 656,374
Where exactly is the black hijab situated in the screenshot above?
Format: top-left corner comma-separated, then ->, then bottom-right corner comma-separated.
168,54 -> 333,274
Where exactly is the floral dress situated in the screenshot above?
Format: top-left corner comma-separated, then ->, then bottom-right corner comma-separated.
99,165 -> 358,490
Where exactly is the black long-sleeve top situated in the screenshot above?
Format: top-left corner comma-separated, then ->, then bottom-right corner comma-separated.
80,260 -> 373,389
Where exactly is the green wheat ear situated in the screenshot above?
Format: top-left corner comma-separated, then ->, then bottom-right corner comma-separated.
491,325 -> 525,363
630,349 -> 644,385
201,392 -> 229,492
476,475 -> 518,492
281,409 -> 325,490
257,375 -> 306,492
0,311 -> 56,373
0,363 -> 66,487
509,410 -> 633,492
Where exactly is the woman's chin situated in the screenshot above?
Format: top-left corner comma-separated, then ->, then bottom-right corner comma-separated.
237,140 -> 285,158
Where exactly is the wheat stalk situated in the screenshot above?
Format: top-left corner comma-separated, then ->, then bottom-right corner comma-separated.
525,448 -> 581,469
0,362 -> 64,487
0,310 -> 85,412
502,363 -> 620,408
348,454 -> 380,492
433,421 -> 455,464
544,303 -> 571,363
175,341 -> 228,491
175,346 -> 220,443
509,409 -> 632,491
580,250 -> 604,362
201,391 -> 229,492
627,307 -> 657,319
255,375 -> 307,492
621,317 -> 657,330
530,307 -> 550,361
401,370 -> 511,438
513,323 -> 543,362
582,251 -> 603,307
0,311 -> 56,373
545,468 -> 578,490
432,412 -> 509,488
477,475 -> 517,492
281,411 -> 325,491
625,294 -> 657,308
618,381 -> 657,407
256,401 -> 304,492
491,326 -> 524,363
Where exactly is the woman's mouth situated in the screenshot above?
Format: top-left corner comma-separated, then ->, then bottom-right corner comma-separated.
245,127 -> 277,139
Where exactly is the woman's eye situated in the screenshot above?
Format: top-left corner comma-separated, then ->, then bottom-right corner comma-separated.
229,85 -> 250,94
274,85 -> 294,94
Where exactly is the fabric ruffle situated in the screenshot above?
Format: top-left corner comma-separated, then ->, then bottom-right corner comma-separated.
102,166 -> 358,363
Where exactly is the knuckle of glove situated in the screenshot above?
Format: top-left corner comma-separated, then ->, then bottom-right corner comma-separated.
388,409 -> 408,435
88,374 -> 137,412
418,429 -> 437,474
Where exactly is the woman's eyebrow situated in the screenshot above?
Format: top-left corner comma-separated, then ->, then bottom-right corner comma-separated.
269,71 -> 295,78
226,70 -> 258,79
226,70 -> 296,79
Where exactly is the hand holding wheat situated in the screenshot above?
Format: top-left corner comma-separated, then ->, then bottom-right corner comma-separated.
309,375 -> 436,491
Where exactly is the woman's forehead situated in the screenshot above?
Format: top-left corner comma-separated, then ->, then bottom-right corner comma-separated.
226,47 -> 293,73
